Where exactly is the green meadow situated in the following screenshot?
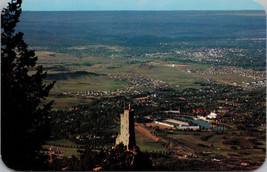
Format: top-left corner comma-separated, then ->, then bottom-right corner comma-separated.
135,130 -> 167,153
35,50 -> 258,111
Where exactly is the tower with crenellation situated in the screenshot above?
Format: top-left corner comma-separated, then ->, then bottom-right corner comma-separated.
115,103 -> 136,150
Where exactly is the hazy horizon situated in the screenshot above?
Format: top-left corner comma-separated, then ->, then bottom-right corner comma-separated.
19,0 -> 264,11
22,9 -> 266,12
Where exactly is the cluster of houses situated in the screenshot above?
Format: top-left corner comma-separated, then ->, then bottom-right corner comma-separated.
145,52 -> 169,58
63,88 -> 142,98
73,89 -> 129,97
62,70 -> 172,98
245,80 -> 266,89
204,66 -> 265,81
177,47 -> 249,65
110,73 -> 169,89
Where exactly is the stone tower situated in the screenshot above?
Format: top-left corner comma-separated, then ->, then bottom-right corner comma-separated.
115,104 -> 136,150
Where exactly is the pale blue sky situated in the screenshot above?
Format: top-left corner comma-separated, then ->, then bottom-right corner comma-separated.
21,0 -> 264,11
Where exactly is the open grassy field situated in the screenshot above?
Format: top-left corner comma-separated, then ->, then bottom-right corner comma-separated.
42,145 -> 80,158
37,50 -> 257,91
50,76 -> 128,93
135,129 -> 167,153
45,139 -> 83,157
46,96 -> 93,111
46,139 -> 82,147
161,130 -> 266,163
35,50 -> 260,111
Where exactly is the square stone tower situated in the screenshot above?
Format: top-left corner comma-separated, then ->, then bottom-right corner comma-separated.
115,104 -> 136,150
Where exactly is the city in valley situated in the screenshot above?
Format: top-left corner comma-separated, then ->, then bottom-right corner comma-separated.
11,10 -> 267,170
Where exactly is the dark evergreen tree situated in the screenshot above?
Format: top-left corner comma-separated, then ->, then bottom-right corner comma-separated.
100,144 -> 153,170
1,0 -> 55,170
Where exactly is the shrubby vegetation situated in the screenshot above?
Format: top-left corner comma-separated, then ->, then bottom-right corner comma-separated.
50,144 -> 153,171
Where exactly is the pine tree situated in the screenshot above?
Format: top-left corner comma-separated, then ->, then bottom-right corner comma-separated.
1,0 -> 55,170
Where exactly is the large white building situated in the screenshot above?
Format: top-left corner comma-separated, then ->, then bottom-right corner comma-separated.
207,112 -> 217,119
